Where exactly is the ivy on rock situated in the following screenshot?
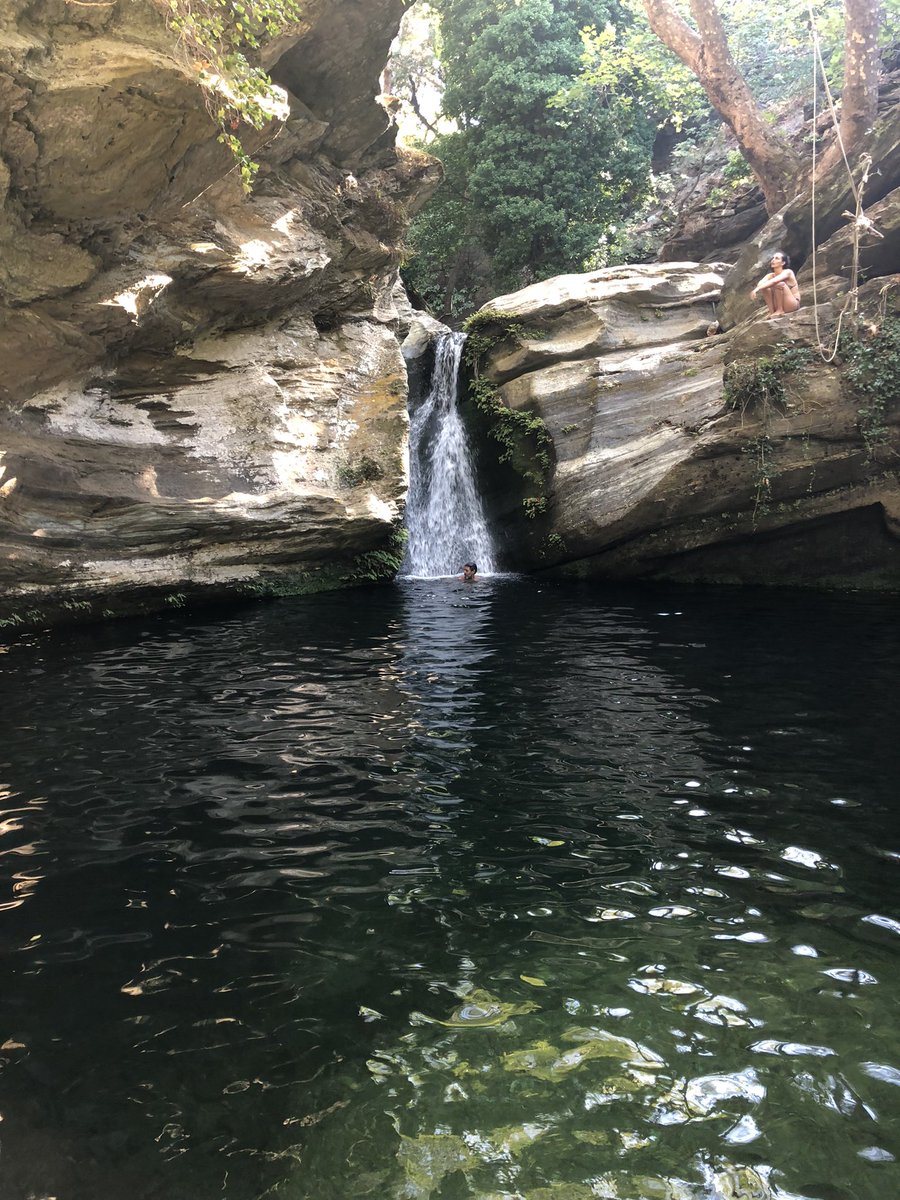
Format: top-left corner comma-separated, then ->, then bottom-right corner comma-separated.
462,309 -> 554,518
158,0 -> 304,189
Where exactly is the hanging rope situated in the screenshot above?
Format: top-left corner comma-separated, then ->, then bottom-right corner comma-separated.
806,1 -> 879,363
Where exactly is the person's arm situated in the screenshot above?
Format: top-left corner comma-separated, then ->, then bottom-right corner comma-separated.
751,272 -> 771,298
754,270 -> 791,295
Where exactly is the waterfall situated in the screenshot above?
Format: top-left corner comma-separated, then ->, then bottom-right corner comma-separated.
402,332 -> 497,577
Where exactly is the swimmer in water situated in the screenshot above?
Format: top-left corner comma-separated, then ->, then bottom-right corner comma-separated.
460,562 -> 477,582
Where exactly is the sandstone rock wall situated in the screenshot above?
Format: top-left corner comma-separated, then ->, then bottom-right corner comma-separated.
469,260 -> 900,589
0,0 -> 439,631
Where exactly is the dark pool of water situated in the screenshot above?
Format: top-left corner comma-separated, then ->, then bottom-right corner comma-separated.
1,579 -> 899,1200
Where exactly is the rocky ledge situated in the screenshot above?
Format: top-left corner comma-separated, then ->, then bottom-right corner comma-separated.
0,0 -> 440,632
468,260 -> 900,589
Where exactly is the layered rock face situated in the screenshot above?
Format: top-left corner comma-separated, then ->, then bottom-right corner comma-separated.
472,261 -> 900,588
0,0 -> 439,629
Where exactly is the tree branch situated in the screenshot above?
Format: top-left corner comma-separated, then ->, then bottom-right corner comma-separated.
642,0 -> 801,211
407,80 -> 442,140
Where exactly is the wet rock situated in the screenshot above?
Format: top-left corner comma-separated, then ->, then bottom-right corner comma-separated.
397,1132 -> 473,1199
402,313 -> 451,402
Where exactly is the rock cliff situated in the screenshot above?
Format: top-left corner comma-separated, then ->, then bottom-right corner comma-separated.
0,0 -> 439,631
468,253 -> 900,588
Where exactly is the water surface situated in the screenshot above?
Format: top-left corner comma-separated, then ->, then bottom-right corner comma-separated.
1,580 -> 899,1200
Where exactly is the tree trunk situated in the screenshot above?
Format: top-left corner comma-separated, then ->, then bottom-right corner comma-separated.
817,0 -> 882,178
642,0 -> 801,212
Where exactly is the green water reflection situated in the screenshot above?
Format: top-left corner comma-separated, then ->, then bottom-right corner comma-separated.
0,580 -> 898,1200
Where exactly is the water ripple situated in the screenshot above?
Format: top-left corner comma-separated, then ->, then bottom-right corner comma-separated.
0,580 -> 898,1199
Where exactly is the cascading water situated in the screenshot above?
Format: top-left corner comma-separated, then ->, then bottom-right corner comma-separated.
402,331 -> 497,577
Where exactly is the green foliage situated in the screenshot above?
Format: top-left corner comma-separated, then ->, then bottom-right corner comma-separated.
522,495 -> 548,519
468,367 -> 553,524
0,609 -> 41,630
724,344 -> 811,416
336,455 -> 384,488
350,527 -> 409,583
562,7 -> 707,133
841,318 -> 900,457
726,0 -> 900,103
723,149 -> 752,186
401,131 -> 481,317
402,0 -> 900,304
461,308 -> 529,364
568,0 -> 886,130
160,0 -> 303,190
462,307 -> 527,336
726,343 -> 813,522
349,547 -> 404,583
241,528 -> 406,598
402,0 -> 656,313
388,2 -> 445,134
460,306 -> 552,494
240,570 -> 332,598
558,0 -> 897,254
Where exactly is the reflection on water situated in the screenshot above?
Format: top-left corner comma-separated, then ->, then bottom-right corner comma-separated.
1,579 -> 899,1199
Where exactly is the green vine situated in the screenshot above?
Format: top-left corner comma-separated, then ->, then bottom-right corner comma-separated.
461,309 -> 529,368
724,344 -> 810,524
840,317 -> 900,458
462,311 -> 553,518
469,376 -> 552,508
724,343 -> 811,417
159,0 -> 304,190
742,433 -> 775,519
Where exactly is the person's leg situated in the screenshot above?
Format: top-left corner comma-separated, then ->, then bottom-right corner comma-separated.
762,288 -> 777,314
771,283 -> 800,315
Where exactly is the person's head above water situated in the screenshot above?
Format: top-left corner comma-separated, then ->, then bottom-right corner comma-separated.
460,563 -> 477,581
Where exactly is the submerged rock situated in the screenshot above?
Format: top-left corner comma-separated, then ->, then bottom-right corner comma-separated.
502,1027 -> 662,1082
397,1132 -> 473,1199
414,987 -> 539,1029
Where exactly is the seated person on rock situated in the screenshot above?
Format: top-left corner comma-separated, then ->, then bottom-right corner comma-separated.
751,252 -> 801,317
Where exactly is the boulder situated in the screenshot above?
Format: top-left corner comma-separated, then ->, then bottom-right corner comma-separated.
471,262 -> 900,589
402,313 -> 451,401
719,98 -> 900,329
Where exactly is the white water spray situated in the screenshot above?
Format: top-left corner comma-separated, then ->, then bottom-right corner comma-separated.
403,332 -> 497,577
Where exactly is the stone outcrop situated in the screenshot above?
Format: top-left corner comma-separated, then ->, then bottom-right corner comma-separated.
652,65 -> 900,272
401,311 -> 449,401
717,78 -> 900,330
0,0 -> 440,630
469,261 -> 900,589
